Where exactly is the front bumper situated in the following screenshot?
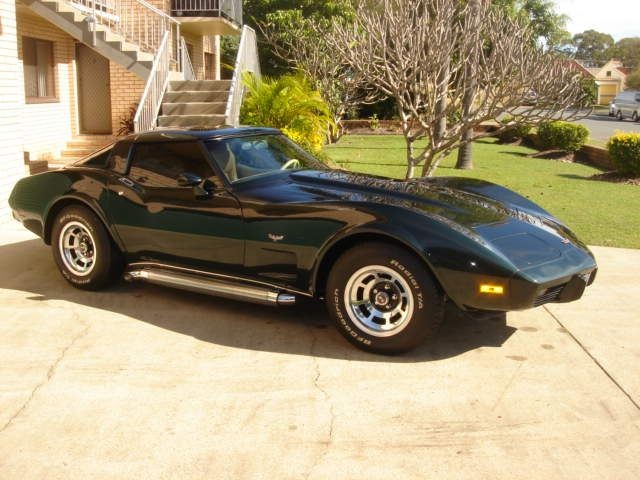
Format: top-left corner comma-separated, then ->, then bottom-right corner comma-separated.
437,265 -> 597,312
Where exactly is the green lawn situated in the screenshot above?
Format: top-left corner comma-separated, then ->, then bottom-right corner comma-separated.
324,135 -> 640,249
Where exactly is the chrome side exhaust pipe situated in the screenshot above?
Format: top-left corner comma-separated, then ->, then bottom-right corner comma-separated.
124,269 -> 296,306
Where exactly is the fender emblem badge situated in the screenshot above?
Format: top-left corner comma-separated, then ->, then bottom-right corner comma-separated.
268,234 -> 284,243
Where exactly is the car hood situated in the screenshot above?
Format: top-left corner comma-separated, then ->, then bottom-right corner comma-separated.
289,170 -> 548,228
288,170 -> 593,271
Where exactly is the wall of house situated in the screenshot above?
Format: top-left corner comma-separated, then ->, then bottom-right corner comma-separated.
183,33 -> 219,80
0,0 -> 27,221
110,62 -> 145,135
16,9 -> 78,160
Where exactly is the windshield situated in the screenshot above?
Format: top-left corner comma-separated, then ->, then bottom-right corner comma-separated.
205,134 -> 327,183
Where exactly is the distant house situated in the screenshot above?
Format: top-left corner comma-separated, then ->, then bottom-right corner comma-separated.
573,60 -> 631,105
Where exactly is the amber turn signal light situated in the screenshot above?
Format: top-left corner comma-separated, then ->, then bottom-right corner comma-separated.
479,284 -> 505,295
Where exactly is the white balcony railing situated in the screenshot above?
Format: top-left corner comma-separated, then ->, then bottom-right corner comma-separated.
171,0 -> 242,24
225,25 -> 260,127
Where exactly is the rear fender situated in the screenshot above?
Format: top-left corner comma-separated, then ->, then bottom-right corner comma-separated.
43,194 -> 124,251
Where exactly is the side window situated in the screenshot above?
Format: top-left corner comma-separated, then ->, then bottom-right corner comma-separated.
128,142 -> 215,188
635,94 -> 640,103
109,142 -> 131,174
82,147 -> 112,168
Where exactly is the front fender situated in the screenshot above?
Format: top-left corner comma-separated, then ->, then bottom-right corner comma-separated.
310,203 -> 518,306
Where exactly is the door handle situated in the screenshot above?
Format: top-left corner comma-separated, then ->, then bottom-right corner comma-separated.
118,177 -> 135,187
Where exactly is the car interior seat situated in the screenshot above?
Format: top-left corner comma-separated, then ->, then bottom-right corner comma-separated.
216,144 -> 238,182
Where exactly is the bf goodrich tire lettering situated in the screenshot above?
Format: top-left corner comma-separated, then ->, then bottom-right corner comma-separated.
326,242 -> 444,354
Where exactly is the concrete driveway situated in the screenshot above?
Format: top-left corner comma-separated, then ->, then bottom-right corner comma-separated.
1,225 -> 639,479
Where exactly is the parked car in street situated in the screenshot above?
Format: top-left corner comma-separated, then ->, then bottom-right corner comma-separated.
610,90 -> 640,121
8,127 -> 597,354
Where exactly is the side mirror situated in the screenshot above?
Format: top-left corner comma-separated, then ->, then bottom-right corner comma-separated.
177,172 -> 203,187
193,179 -> 216,200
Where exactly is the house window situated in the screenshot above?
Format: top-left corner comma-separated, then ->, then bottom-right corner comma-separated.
606,71 -> 612,77
22,37 -> 56,102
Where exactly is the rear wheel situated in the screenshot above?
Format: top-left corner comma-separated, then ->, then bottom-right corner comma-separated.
326,243 -> 444,354
632,111 -> 639,122
51,205 -> 123,290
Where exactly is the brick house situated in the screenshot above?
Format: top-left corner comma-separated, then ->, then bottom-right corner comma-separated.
0,0 -> 259,221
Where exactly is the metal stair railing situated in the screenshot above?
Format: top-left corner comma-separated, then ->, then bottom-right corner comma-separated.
225,25 -> 260,127
180,36 -> 196,81
67,0 -> 181,64
133,30 -> 170,132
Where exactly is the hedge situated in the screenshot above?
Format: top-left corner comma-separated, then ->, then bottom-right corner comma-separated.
538,121 -> 589,153
607,133 -> 640,176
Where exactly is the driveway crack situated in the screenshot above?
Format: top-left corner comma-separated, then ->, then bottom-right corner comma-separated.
544,306 -> 640,411
0,321 -> 89,434
306,329 -> 336,480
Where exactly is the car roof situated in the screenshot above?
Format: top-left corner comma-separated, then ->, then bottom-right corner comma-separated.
122,126 -> 282,144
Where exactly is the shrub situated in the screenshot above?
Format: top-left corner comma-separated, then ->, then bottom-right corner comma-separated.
497,116 -> 532,143
607,133 -> 640,176
538,121 -> 589,153
117,104 -> 138,136
240,73 -> 334,153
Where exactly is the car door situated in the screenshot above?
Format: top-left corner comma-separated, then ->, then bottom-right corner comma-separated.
106,140 -> 245,274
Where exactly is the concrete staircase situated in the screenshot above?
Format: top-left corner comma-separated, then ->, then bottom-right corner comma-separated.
22,0 -> 154,78
158,80 -> 231,128
50,135 -> 116,168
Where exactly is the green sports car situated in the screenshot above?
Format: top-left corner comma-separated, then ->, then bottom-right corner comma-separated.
9,127 -> 597,354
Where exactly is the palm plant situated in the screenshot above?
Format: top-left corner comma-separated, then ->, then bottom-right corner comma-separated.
240,73 -> 335,152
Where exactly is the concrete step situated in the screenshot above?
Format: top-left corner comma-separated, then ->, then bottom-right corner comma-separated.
169,80 -> 232,92
61,147 -> 102,157
161,102 -> 227,115
28,160 -> 49,175
65,135 -> 114,148
65,142 -> 113,150
54,8 -> 85,23
48,159 -> 79,169
163,91 -> 230,103
67,135 -> 115,143
157,114 -> 226,128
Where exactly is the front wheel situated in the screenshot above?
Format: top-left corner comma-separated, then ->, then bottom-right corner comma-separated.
326,243 -> 444,354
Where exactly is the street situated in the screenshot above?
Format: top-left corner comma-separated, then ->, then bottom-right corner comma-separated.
577,113 -> 640,144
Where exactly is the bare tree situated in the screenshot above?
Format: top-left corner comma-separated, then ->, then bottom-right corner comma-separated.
327,0 -> 591,178
260,11 -> 379,142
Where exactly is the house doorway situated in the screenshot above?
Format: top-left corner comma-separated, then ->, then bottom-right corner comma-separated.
76,44 -> 112,134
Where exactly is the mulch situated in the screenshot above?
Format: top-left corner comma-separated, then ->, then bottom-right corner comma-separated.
589,171 -> 640,186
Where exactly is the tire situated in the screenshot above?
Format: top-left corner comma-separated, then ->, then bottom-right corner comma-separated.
51,205 -> 123,290
326,242 -> 444,355
617,110 -> 624,121
633,112 -> 639,122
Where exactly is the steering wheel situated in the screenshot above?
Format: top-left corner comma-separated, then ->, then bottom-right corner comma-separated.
281,158 -> 302,170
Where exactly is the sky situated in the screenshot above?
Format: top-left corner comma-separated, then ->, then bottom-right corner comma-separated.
554,0 -> 640,40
